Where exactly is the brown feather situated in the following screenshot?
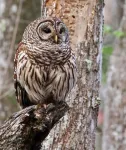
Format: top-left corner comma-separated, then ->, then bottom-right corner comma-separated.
14,17 -> 77,108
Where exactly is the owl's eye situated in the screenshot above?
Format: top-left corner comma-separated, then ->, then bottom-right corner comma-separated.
59,27 -> 65,34
43,27 -> 51,34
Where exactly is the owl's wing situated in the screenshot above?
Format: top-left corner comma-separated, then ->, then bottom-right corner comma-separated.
14,81 -> 33,108
14,42 -> 33,108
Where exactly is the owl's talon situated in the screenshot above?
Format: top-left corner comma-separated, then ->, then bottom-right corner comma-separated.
46,103 -> 55,113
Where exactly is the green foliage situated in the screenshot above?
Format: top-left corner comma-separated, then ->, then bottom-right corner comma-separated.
102,46 -> 113,55
104,25 -> 126,38
113,30 -> 125,38
102,25 -> 126,83
102,46 -> 113,83
104,25 -> 112,34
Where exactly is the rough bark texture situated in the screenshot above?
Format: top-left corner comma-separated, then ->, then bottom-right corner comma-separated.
41,0 -> 104,149
0,102 -> 68,150
102,1 -> 126,150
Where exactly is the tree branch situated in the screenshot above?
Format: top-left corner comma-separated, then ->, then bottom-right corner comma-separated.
0,102 -> 69,150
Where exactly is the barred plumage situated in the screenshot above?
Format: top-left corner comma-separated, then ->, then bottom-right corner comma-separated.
14,17 -> 77,108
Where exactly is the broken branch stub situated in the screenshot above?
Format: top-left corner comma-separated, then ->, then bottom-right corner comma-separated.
0,102 -> 69,150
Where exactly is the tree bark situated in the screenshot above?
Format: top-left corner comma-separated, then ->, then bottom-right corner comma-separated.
102,1 -> 126,150
0,102 -> 68,150
41,0 -> 104,149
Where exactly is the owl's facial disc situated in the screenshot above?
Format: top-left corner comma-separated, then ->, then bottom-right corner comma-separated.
57,23 -> 68,43
37,22 -> 54,41
36,20 -> 69,45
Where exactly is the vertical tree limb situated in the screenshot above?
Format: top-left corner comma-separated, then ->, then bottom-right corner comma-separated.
41,0 -> 104,149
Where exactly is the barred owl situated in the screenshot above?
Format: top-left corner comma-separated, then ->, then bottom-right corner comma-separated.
14,17 -> 77,108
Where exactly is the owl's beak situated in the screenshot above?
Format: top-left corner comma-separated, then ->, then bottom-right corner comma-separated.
54,35 -> 58,43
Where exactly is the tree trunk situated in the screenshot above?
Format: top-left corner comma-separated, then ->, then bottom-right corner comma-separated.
41,0 -> 104,149
102,1 -> 126,150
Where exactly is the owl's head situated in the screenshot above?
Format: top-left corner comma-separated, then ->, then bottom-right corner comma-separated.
22,17 -> 69,45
